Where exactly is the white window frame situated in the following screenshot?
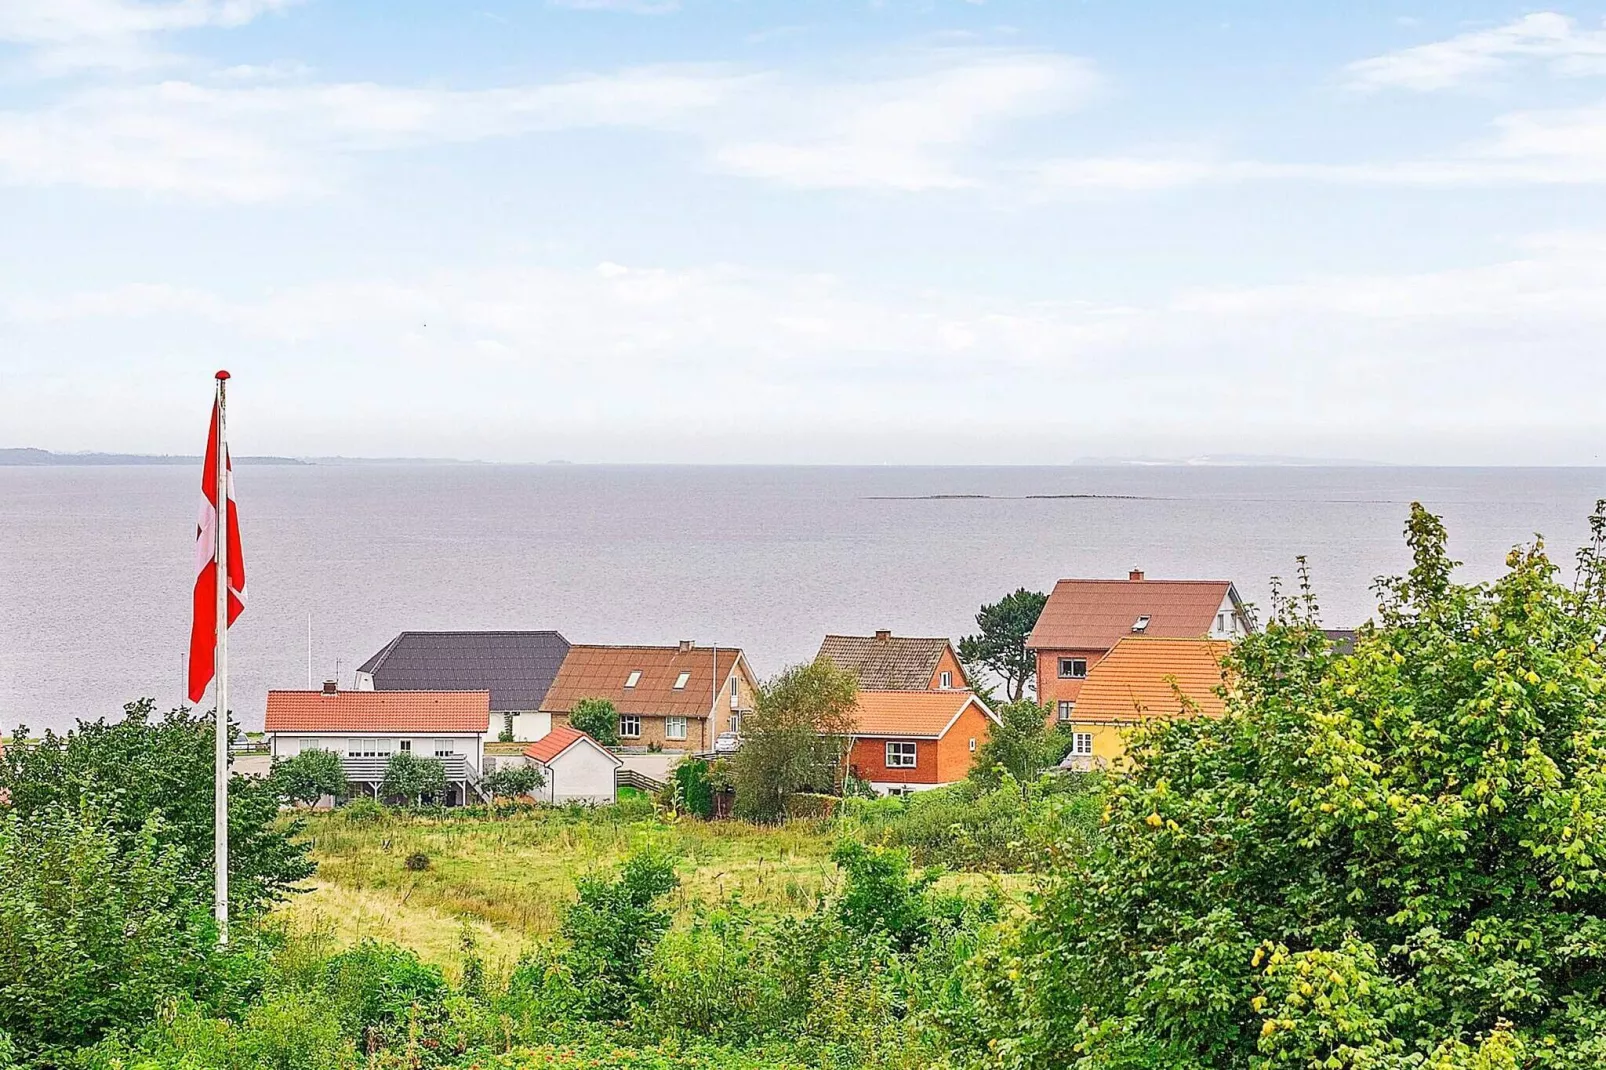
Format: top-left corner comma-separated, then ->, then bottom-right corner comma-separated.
1132,615 -> 1151,634
885,741 -> 917,768
1072,732 -> 1094,757
665,716 -> 687,741
1057,701 -> 1075,722
619,714 -> 642,739
729,711 -> 742,734
730,676 -> 740,709
968,737 -> 977,752
625,670 -> 641,689
1059,657 -> 1087,679
398,739 -> 412,753
939,670 -> 953,689
434,739 -> 456,758
673,671 -> 691,690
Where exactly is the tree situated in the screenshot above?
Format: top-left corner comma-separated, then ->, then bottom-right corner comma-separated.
959,588 -> 1047,702
731,659 -> 859,822
270,748 -> 347,806
671,758 -> 715,818
0,806 -> 227,1058
570,698 -> 620,748
971,504 -> 1606,1069
481,763 -> 544,805
379,751 -> 448,807
0,700 -> 313,917
968,698 -> 1063,791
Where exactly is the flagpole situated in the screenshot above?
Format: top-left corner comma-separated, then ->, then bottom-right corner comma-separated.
214,370 -> 231,945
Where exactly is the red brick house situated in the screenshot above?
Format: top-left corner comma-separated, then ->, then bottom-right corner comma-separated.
1029,570 -> 1251,725
845,690 -> 997,794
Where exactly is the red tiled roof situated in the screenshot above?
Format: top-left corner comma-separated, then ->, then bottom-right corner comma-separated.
522,725 -> 618,765
1072,637 -> 1232,723
264,690 -> 490,733
850,690 -> 994,740
1027,577 -> 1236,651
541,645 -> 746,716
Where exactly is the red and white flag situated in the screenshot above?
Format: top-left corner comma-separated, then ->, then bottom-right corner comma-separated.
187,379 -> 246,704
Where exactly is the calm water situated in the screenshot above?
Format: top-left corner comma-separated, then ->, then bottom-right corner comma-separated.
3,464 -> 1604,732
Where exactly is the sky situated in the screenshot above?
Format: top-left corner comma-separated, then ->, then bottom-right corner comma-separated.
3,2 -> 1606,465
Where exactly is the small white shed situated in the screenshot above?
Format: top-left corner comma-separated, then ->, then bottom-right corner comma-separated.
522,726 -> 621,805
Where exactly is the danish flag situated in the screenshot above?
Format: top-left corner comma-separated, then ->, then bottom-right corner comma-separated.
187,374 -> 246,704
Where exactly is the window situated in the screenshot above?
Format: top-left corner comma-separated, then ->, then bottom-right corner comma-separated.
624,670 -> 641,689
885,741 -> 917,768
1058,657 -> 1088,679
730,677 -> 740,709
1132,615 -> 1151,634
398,739 -> 411,753
1057,701 -> 1075,722
673,671 -> 691,690
435,740 -> 456,758
1216,613 -> 1226,632
350,738 -> 391,758
729,711 -> 742,734
939,670 -> 953,689
620,715 -> 641,738
1072,732 -> 1094,756
968,737 -> 977,752
665,716 -> 687,740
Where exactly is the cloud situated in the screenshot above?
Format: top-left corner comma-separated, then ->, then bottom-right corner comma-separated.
1346,12 -> 1606,92
0,0 -> 297,73
8,234 -> 1606,461
0,50 -> 1095,198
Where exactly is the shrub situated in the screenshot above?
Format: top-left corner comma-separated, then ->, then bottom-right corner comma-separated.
379,752 -> 448,807
562,850 -> 680,1021
403,851 -> 430,872
321,940 -> 448,1037
335,796 -> 388,824
482,764 -> 545,805
569,699 -> 621,748
831,840 -> 940,952
781,792 -> 837,820
671,759 -> 714,818
731,660 -> 858,822
641,904 -> 790,1043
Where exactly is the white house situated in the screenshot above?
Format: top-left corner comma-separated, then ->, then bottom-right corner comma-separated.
264,683 -> 491,804
521,725 -> 621,805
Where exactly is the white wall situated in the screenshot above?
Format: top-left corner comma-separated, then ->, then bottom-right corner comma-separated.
540,742 -> 618,805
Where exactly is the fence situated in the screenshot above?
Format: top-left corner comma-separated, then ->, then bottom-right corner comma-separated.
615,768 -> 666,794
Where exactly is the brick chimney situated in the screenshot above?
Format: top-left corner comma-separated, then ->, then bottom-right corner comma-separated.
321,679 -> 338,695
677,639 -> 695,654
874,629 -> 892,642
1129,568 -> 1145,582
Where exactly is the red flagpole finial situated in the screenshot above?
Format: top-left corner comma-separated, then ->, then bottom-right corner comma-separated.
215,369 -> 231,381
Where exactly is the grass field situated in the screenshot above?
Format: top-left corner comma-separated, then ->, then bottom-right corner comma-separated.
280,801 -> 1018,974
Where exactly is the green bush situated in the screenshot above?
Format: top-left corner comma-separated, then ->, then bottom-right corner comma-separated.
780,792 -> 837,820
670,760 -> 714,819
321,940 -> 448,1036
562,850 -> 680,1022
269,749 -> 347,807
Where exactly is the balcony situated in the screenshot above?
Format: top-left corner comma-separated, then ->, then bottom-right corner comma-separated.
341,754 -> 475,784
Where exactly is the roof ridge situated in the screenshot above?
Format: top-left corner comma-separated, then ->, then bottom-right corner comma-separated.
1050,578 -> 1233,586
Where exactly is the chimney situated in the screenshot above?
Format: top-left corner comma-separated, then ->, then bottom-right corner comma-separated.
874,629 -> 891,642
1129,568 -> 1145,582
677,639 -> 695,654
321,679 -> 338,695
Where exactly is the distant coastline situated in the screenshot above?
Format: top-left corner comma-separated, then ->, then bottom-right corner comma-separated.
0,448 -> 478,467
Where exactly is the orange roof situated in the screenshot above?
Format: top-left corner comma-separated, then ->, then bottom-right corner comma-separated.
541,645 -> 746,716
1071,638 -> 1231,723
264,689 -> 490,733
850,690 -> 994,739
1028,577 -> 1238,651
523,725 -> 619,765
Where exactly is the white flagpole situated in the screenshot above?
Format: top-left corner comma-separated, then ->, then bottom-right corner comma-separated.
214,370 -> 231,945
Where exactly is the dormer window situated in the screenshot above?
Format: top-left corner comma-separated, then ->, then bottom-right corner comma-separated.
673,671 -> 690,690
625,670 -> 641,688
939,671 -> 952,689
1132,615 -> 1151,634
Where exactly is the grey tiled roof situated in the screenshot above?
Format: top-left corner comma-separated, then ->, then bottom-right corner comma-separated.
358,631 -> 571,711
816,634 -> 951,691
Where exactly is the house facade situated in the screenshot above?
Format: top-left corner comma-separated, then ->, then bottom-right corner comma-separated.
521,725 -> 620,805
1028,570 -> 1251,725
542,641 -> 758,752
845,690 -> 997,794
354,630 -> 571,741
264,683 -> 491,804
816,631 -> 970,692
1057,637 -> 1231,771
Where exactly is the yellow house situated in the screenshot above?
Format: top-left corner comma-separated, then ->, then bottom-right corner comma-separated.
1058,637 -> 1231,771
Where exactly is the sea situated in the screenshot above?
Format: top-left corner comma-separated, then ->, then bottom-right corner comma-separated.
3,464 -> 1604,733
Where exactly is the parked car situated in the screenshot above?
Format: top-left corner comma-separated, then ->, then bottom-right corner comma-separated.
713,731 -> 743,754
